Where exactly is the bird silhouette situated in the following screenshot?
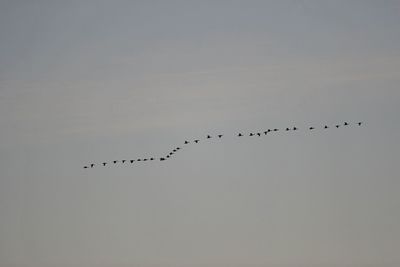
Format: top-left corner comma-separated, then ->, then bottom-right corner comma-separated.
344,122 -> 349,126
257,132 -> 261,136
102,162 -> 107,166
130,160 -> 135,163
207,135 -> 212,139
150,157 -> 154,161
238,133 -> 243,137
173,149 -> 176,152
160,158 -> 165,161
324,125 -> 329,129
137,159 -> 141,161
143,159 -> 148,161
309,127 -> 314,130
286,128 -> 290,131
122,160 -> 126,163
249,133 -> 254,136
218,134 -> 223,138
336,125 -> 340,128
274,128 -> 279,131
169,152 -> 174,155
90,164 -> 95,168
194,139 -> 200,143
264,131 -> 268,135
113,160 -> 118,164
358,122 -> 363,126
84,166 -> 88,169
293,127 -> 297,131
176,147 -> 180,150
184,140 -> 189,144
166,155 -> 170,158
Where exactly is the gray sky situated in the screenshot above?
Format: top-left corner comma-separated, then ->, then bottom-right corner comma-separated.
1,1 -> 400,267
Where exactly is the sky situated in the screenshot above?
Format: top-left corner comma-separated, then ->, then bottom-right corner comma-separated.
1,1 -> 400,267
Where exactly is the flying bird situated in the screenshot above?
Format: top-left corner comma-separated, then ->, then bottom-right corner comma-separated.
113,160 -> 118,164
83,166 -> 88,169
336,125 -> 340,128
184,141 -> 189,144
90,164 -> 95,168
176,147 -> 180,150
273,128 -> 279,131
264,131 -> 268,135
194,139 -> 200,143
358,122 -> 363,126
160,158 -> 165,161
309,127 -> 314,130
238,133 -> 243,137
122,160 -> 126,163
130,160 -> 135,163
324,125 -> 329,129
218,134 -> 223,138
293,127 -> 297,131
137,159 -> 141,161
344,122 -> 349,126
102,162 -> 107,166
143,159 -> 148,161
173,149 -> 176,152
286,128 -> 290,131
257,132 -> 261,136
207,135 -> 212,139
150,158 -> 154,161
249,133 -> 254,136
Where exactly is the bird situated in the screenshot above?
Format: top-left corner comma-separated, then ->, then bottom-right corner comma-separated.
113,160 -> 118,164
122,160 -> 126,163
102,162 -> 107,166
184,140 -> 189,144
257,132 -> 261,136
176,147 -> 180,150
137,159 -> 141,161
324,125 -> 329,129
150,158 -> 154,161
169,152 -> 174,155
249,133 -> 254,136
194,139 -> 200,143
207,135 -> 212,139
335,125 -> 340,128
344,122 -> 349,126
264,131 -> 268,135
160,158 -> 165,161
358,122 -> 363,126
83,166 -> 88,169
218,134 -> 223,138
286,128 -> 290,131
238,133 -> 243,137
173,149 -> 176,152
166,155 -> 170,158
130,160 -> 135,163
143,159 -> 148,161
309,127 -> 314,130
90,164 -> 95,168
273,128 -> 279,131
293,127 -> 297,131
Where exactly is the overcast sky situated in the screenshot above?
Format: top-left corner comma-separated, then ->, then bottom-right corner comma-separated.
1,1 -> 400,267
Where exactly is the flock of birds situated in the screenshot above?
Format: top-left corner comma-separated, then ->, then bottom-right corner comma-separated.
83,121 -> 363,169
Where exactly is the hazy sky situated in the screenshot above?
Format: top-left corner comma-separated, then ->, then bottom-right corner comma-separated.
1,1 -> 400,267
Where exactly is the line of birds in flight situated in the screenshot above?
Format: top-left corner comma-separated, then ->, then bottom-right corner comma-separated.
83,121 -> 363,169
